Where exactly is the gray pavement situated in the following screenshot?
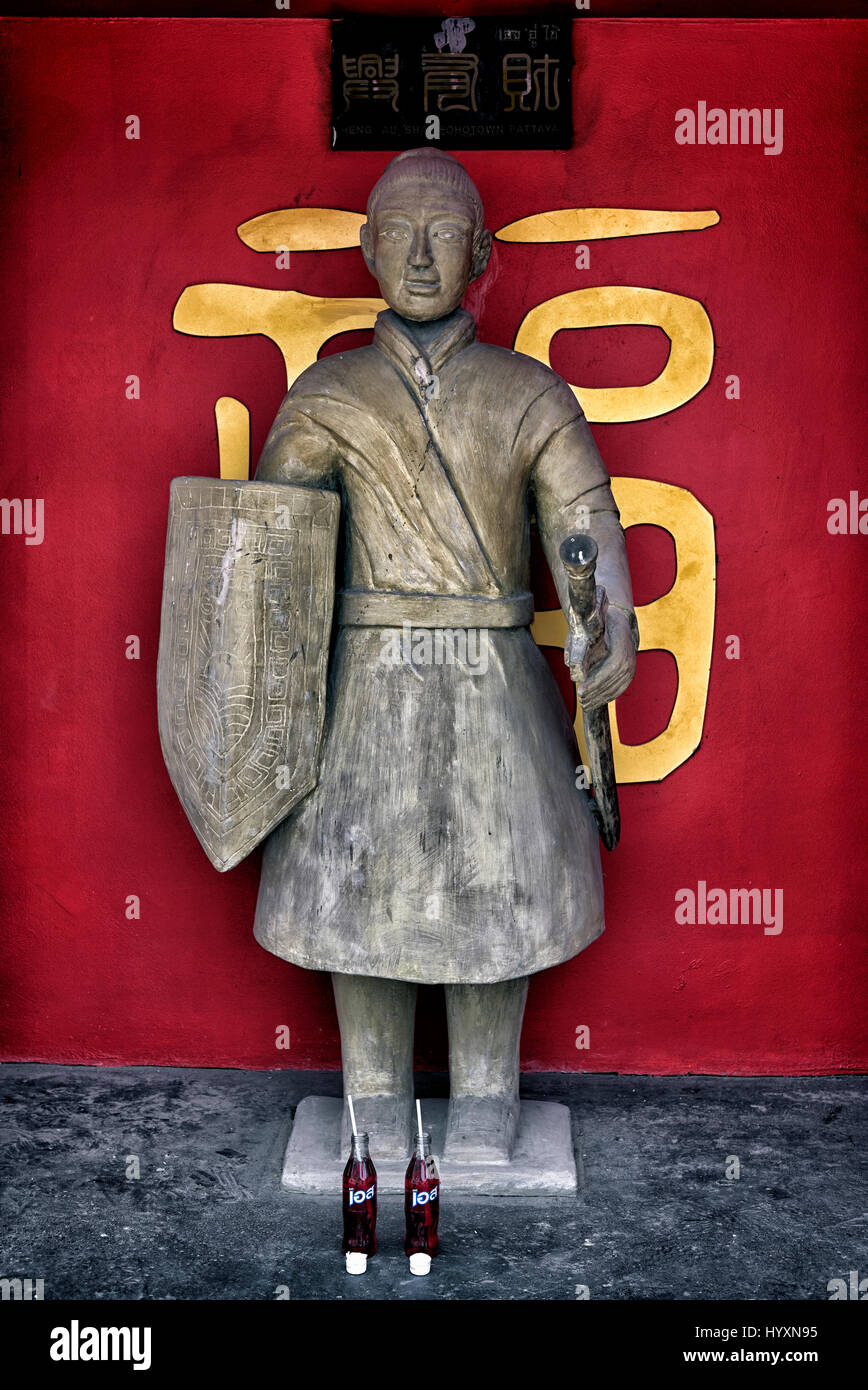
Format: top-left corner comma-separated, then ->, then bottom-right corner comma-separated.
1,1065 -> 865,1301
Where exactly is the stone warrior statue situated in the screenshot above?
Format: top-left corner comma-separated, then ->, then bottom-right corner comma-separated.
158,149 -> 637,1166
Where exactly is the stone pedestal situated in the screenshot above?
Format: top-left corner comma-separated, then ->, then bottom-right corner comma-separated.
281,1096 -> 577,1195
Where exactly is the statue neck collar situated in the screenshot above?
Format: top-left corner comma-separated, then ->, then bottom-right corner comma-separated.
374,307 -> 477,382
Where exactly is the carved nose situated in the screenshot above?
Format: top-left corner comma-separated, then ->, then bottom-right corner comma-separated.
408,233 -> 433,267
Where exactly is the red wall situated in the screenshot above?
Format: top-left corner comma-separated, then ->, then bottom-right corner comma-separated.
1,16 -> 866,1074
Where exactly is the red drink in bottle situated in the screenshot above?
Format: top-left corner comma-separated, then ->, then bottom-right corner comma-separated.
404,1129 -> 440,1275
342,1131 -> 377,1274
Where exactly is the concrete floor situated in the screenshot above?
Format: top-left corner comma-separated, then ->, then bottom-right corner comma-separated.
0,1065 -> 865,1301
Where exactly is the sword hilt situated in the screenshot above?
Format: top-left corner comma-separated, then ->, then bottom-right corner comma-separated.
560,533 -> 598,622
560,533 -> 607,661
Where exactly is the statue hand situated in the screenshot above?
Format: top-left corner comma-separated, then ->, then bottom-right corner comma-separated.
569,606 -> 636,711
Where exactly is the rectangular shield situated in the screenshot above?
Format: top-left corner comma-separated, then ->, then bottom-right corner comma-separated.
157,478 -> 340,871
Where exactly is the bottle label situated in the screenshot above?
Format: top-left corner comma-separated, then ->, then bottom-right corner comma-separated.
348,1184 -> 376,1205
411,1185 -> 439,1207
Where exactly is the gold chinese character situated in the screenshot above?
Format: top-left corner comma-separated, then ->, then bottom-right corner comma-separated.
503,53 -> 560,113
422,54 -> 479,113
341,54 -> 400,114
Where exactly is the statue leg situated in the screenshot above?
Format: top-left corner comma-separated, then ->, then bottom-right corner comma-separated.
332,972 -> 417,1159
443,976 -> 529,1162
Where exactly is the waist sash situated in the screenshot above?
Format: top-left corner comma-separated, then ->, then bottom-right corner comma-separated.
338,588 -> 534,630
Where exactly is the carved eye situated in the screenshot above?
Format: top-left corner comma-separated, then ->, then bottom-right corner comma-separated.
381,226 -> 409,241
434,227 -> 465,241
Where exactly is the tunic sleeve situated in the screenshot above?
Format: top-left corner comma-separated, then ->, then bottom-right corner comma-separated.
254,379 -> 340,490
527,375 -> 638,648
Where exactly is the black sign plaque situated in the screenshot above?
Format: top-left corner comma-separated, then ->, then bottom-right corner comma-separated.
331,15 -> 572,151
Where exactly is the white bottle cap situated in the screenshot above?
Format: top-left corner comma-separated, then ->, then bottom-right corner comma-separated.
345,1252 -> 368,1275
409,1252 -> 432,1276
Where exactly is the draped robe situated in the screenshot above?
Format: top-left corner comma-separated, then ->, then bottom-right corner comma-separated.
252,307 -> 635,984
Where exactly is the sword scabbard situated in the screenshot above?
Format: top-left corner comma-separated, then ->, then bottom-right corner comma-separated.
559,533 -> 621,851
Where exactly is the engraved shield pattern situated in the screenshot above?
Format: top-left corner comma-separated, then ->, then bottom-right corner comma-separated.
157,479 -> 340,871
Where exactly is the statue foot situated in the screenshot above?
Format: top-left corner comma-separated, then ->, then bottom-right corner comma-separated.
443,1095 -> 519,1164
340,1093 -> 413,1160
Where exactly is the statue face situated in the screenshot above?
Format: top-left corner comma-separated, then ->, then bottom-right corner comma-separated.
361,180 -> 489,322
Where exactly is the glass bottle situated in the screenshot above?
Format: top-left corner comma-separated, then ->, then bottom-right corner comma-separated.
404,1129 -> 440,1274
342,1131 -> 377,1273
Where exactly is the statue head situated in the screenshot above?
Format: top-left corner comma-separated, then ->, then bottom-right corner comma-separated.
360,149 -> 492,322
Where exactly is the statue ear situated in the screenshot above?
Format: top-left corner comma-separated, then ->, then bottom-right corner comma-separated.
470,228 -> 492,282
360,221 -> 376,275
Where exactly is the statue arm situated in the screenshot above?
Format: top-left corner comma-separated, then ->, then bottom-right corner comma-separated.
254,389 -> 340,489
530,385 -> 638,652
529,380 -> 638,710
